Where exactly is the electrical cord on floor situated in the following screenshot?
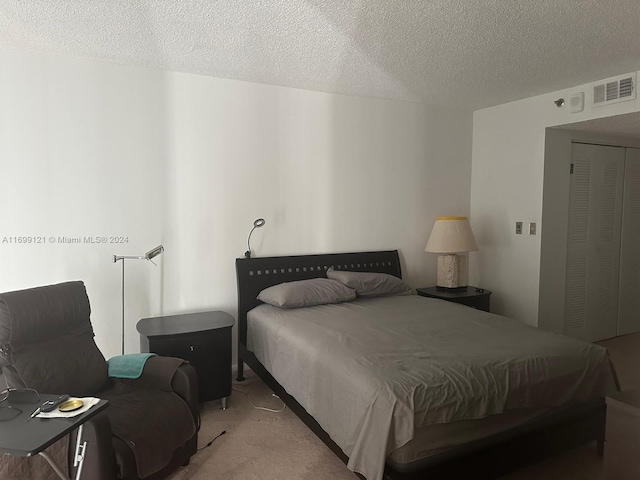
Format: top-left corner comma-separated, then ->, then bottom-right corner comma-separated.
232,385 -> 287,413
197,430 -> 226,452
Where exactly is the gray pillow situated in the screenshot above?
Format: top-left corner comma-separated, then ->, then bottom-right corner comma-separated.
257,278 -> 356,309
326,269 -> 415,297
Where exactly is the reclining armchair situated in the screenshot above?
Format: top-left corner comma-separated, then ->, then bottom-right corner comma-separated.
0,281 -> 199,480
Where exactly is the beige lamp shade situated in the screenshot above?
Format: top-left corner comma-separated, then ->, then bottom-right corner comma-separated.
425,216 -> 478,254
425,216 -> 478,288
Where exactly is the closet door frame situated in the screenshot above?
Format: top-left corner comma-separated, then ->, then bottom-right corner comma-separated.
540,130 -> 640,337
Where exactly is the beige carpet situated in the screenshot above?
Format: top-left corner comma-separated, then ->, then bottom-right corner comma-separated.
168,333 -> 639,480
167,372 -> 355,480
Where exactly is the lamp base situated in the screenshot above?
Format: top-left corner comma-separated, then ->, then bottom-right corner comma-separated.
436,254 -> 468,289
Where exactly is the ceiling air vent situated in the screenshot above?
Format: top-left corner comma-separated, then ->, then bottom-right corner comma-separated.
592,73 -> 636,107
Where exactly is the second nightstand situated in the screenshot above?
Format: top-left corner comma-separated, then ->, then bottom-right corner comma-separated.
417,286 -> 492,312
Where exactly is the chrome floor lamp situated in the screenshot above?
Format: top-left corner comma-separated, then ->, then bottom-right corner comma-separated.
113,245 -> 164,355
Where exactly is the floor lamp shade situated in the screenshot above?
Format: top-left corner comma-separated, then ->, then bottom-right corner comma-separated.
425,217 -> 478,288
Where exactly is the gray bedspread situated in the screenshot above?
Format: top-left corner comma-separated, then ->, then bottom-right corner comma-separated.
247,295 -> 617,480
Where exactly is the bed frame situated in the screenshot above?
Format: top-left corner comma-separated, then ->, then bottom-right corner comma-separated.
236,250 -> 606,480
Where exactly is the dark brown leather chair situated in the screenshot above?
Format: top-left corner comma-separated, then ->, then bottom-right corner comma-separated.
0,281 -> 199,480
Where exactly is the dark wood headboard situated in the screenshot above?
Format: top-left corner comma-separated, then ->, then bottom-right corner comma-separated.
235,250 -> 402,348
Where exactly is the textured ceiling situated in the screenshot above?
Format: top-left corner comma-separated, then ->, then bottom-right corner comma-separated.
1,1 -> 640,110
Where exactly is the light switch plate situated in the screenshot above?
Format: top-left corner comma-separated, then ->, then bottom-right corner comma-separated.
529,222 -> 537,235
516,222 -> 523,234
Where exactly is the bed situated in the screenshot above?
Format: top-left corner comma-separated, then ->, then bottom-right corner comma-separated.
236,250 -> 617,480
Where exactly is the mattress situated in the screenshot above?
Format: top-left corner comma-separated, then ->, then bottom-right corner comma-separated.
247,295 -> 617,480
387,405 -> 551,466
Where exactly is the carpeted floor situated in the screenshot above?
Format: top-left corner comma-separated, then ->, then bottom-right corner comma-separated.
168,333 -> 639,480
167,371 -> 356,480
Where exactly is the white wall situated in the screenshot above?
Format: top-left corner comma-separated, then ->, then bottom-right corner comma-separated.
0,51 -> 167,358
471,74 -> 640,326
161,73 -> 474,362
0,50 -> 473,360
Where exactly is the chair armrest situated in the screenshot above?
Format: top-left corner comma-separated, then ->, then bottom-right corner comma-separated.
171,362 -> 199,421
118,356 -> 199,418
117,356 -> 186,391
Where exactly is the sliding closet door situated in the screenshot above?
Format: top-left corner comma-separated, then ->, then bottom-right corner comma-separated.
565,143 -> 625,342
617,148 -> 640,336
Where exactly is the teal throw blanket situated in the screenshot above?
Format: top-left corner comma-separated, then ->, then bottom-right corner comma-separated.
108,353 -> 157,379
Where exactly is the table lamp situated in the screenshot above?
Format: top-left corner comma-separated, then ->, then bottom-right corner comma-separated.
425,216 -> 478,289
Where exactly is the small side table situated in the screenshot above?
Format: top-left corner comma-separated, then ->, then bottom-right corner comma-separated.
137,311 -> 234,408
604,389 -> 640,480
0,394 -> 108,480
417,286 -> 492,312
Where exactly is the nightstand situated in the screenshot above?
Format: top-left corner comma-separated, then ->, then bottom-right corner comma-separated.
416,286 -> 492,312
137,311 -> 234,408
